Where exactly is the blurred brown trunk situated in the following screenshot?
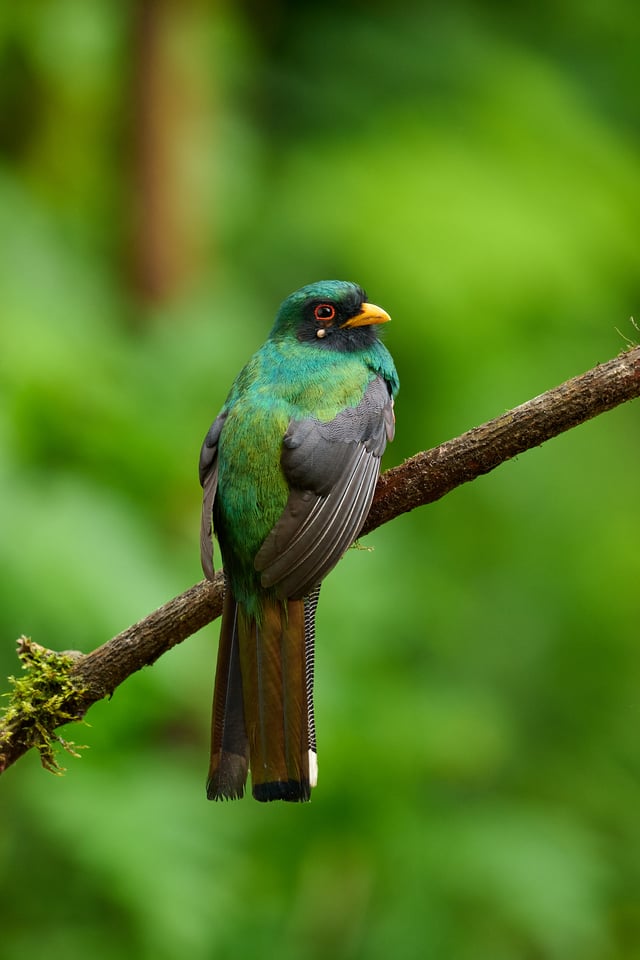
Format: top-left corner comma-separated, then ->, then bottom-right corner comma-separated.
129,0 -> 212,306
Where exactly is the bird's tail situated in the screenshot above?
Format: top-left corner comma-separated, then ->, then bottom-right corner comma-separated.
206,587 -> 250,800
207,584 -> 319,802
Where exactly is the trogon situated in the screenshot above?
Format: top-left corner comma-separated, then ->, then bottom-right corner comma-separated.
199,280 -> 399,801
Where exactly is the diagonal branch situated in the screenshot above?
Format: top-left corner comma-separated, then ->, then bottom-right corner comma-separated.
363,343 -> 640,533
1,344 -> 639,775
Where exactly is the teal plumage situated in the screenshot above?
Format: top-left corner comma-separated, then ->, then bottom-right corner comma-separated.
199,280 -> 398,801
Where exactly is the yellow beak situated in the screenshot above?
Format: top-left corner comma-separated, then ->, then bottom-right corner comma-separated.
341,301 -> 391,328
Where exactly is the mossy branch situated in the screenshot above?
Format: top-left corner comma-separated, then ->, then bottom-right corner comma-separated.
1,344 -> 640,777
1,638 -> 89,773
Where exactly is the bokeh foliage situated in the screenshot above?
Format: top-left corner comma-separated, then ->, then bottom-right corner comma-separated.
1,2 -> 639,958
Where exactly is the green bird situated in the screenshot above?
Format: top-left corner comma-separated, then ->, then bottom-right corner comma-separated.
199,280 -> 399,802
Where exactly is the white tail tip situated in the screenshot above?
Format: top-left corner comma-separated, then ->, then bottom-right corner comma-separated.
308,750 -> 318,788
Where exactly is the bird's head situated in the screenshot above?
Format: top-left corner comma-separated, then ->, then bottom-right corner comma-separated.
270,280 -> 391,352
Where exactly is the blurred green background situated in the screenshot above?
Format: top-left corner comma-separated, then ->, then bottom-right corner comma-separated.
1,1 -> 639,958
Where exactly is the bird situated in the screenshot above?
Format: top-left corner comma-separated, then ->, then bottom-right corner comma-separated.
199,280 -> 399,801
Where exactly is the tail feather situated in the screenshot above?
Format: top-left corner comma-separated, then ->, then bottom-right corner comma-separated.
207,587 -> 318,802
240,597 -> 311,801
207,585 -> 250,800
304,585 -> 321,786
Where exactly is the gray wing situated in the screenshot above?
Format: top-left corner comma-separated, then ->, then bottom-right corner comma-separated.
254,376 -> 395,599
199,411 -> 227,580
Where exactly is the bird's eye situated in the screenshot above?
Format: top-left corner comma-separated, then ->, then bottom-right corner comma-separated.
314,304 -> 335,322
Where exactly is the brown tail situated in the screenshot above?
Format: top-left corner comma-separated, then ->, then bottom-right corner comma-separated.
206,587 -> 250,799
207,584 -> 318,802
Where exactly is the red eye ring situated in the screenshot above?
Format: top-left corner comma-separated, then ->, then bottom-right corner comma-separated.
314,303 -> 335,322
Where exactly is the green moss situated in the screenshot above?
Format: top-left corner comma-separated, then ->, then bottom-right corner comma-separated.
0,636 -> 89,774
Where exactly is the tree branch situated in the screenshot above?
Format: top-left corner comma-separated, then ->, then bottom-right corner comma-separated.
2,345 -> 639,775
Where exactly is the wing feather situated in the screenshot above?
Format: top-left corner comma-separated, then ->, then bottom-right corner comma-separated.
199,412 -> 227,580
255,376 -> 393,599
